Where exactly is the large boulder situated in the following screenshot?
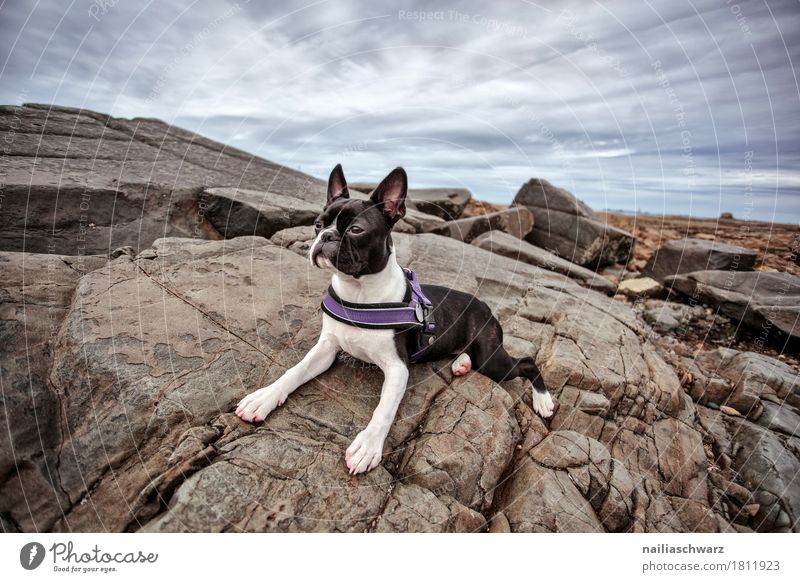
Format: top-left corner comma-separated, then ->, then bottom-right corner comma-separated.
405,188 -> 472,220
658,341 -> 799,532
644,238 -> 758,283
665,270 -> 800,340
0,251 -> 108,531
397,207 -> 447,233
0,232 -> 740,532
0,104 -> 327,255
697,407 -> 799,532
201,187 -> 320,239
472,231 -> 616,294
422,207 -> 534,243
512,178 -> 635,268
350,183 -> 472,220
696,348 -> 800,418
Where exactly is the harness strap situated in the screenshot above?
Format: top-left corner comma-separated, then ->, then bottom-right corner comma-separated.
320,269 -> 437,361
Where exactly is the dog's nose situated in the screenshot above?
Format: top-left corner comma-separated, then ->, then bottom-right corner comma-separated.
320,230 -> 337,243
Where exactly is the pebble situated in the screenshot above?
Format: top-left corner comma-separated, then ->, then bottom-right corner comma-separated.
742,504 -> 760,517
720,405 -> 742,417
774,510 -> 791,528
757,490 -> 778,505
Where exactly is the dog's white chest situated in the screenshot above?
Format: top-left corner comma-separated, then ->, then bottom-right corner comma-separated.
322,314 -> 397,366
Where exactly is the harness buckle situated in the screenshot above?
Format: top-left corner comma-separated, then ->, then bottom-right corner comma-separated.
415,300 -> 435,328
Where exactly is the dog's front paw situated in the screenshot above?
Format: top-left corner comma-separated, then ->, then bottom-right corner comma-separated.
235,385 -> 287,423
532,390 -> 555,418
345,427 -> 385,475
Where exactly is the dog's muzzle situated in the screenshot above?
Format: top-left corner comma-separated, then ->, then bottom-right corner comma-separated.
309,228 -> 338,268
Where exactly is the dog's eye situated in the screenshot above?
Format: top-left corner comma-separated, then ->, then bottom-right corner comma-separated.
348,225 -> 364,234
314,221 -> 323,231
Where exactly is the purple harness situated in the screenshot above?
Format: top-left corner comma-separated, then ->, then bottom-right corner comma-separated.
321,269 -> 437,362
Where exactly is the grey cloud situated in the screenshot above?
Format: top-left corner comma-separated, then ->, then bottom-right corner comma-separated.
1,0 -> 797,221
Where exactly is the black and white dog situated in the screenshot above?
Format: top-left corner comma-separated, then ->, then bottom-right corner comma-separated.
236,165 -> 554,474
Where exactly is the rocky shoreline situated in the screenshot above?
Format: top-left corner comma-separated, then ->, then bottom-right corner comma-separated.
1,104 -> 797,532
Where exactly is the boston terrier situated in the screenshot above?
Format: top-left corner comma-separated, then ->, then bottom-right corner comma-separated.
236,165 -> 554,474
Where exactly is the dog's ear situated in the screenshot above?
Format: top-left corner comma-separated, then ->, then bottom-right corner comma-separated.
327,164 -> 349,205
370,167 -> 407,222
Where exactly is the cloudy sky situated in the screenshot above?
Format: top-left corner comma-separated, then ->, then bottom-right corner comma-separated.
1,0 -> 798,220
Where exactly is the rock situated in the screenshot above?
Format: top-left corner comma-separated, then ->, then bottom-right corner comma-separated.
644,238 -> 758,283
495,454 -> 605,532
373,484 -> 485,532
0,230 -> 739,532
617,277 -> 663,298
460,199 -> 507,219
399,207 -> 446,233
516,179 -> 595,216
665,271 -> 800,340
472,231 -> 616,295
742,503 -> 760,516
705,411 -> 800,531
709,473 -> 754,507
349,183 -> 472,220
397,373 -> 520,511
736,356 -> 796,415
270,225 -> 315,254
717,350 -> 799,416
488,512 -> 511,533
691,377 -> 735,408
392,219 -> 416,234
720,405 -> 742,417
406,188 -> 472,220
559,386 -> 611,416
144,427 -> 388,532
0,251 -> 108,530
640,299 -> 702,332
697,404 -> 799,532
686,348 -> 798,418
201,187 -> 320,239
653,418 -> 708,500
720,212 -> 734,220
599,263 -> 629,285
111,246 -> 135,259
423,207 -> 534,244
496,431 -> 634,532
259,190 -> 441,236
600,459 -> 637,532
0,104 -> 327,255
512,178 -> 635,268
757,401 -> 800,437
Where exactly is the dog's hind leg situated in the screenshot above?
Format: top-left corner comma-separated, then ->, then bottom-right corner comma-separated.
512,356 -> 555,418
451,353 -> 472,376
468,320 -> 554,418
